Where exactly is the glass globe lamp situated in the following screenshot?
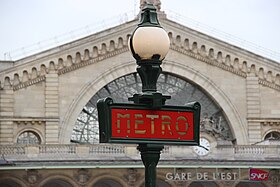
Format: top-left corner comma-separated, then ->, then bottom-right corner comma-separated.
128,3 -> 170,63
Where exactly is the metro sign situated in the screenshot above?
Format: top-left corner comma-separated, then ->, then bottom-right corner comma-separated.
97,97 -> 200,145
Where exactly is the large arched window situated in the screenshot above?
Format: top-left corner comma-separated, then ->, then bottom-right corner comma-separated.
189,181 -> 218,187
93,179 -> 123,187
17,131 -> 41,144
236,181 -> 267,187
141,179 -> 171,187
72,72 -> 233,144
42,179 -> 73,187
264,131 -> 280,140
0,179 -> 21,187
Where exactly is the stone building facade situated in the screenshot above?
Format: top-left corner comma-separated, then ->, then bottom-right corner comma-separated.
0,1 -> 280,187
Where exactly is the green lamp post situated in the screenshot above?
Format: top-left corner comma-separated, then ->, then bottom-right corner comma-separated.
128,3 -> 170,109
128,3 -> 170,187
97,4 -> 200,186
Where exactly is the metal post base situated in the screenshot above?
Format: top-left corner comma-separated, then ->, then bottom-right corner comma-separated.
137,144 -> 164,187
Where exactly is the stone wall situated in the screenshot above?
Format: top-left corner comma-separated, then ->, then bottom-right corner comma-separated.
0,17 -> 279,145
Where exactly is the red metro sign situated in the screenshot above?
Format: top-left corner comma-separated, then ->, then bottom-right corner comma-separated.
111,109 -> 194,140
97,98 -> 200,145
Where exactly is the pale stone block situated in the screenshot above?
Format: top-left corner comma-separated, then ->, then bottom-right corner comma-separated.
26,146 -> 39,157
45,125 -> 59,130
247,109 -> 261,114
271,110 -> 280,115
247,97 -> 260,101
45,87 -> 58,91
46,103 -> 58,108
0,111 -> 14,115
247,100 -> 260,105
125,146 -> 138,156
246,85 -> 259,89
45,99 -> 59,104
45,130 -> 59,134
0,94 -> 14,99
45,108 -> 59,113
76,145 -> 90,155
46,133 -> 59,138
0,102 -> 14,108
45,90 -> 59,95
45,82 -> 59,86
247,105 -> 261,109
45,74 -> 58,78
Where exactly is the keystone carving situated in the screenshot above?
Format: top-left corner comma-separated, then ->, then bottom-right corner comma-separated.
23,170 -> 41,186
74,169 -> 91,185
124,168 -> 139,186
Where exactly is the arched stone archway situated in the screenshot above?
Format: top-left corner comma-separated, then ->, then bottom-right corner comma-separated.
140,179 -> 172,187
235,181 -> 267,187
71,72 -> 234,144
189,181 -> 219,187
39,175 -> 77,187
60,59 -> 247,144
0,179 -> 22,187
0,176 -> 28,187
60,61 -> 136,144
92,179 -> 123,187
41,179 -> 74,187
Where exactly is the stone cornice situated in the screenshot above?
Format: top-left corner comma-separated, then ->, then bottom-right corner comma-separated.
2,43 -> 280,92
170,45 -> 247,78
13,75 -> 46,91
0,18 -> 279,92
0,116 -> 59,122
161,18 -> 280,67
259,78 -> 280,91
247,118 -> 280,126
58,47 -> 128,75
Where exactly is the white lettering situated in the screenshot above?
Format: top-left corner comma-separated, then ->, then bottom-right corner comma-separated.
232,172 -> 238,180
250,173 -> 268,180
181,173 -> 186,180
166,171 -> 239,181
166,173 -> 173,180
197,173 -> 203,180
174,173 -> 181,180
220,172 -> 226,180
187,172 -> 192,180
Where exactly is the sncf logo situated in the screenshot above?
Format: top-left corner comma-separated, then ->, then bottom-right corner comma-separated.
249,169 -> 269,181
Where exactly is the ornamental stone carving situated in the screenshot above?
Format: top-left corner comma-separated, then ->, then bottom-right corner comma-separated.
23,170 -> 41,186
74,169 -> 91,185
124,168 -> 139,186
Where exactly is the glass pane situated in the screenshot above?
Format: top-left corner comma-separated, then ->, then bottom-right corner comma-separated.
71,72 -> 233,144
17,131 -> 41,144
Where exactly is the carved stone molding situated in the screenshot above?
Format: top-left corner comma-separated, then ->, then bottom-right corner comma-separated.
124,168 -> 139,186
262,121 -> 280,126
259,79 -> 280,91
13,75 -> 45,91
269,169 -> 280,187
248,118 -> 280,126
23,170 -> 41,186
74,169 -> 91,186
170,45 -> 248,78
58,47 -> 128,75
1,19 -> 279,93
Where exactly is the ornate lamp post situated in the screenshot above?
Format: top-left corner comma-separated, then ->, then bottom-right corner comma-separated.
97,3 -> 200,187
128,3 -> 170,187
128,3 -> 170,109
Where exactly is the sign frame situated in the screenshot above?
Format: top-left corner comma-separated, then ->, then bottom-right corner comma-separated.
97,97 -> 200,145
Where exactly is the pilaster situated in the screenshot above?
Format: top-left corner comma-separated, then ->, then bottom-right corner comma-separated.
45,70 -> 59,144
246,74 -> 261,144
0,85 -> 14,144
